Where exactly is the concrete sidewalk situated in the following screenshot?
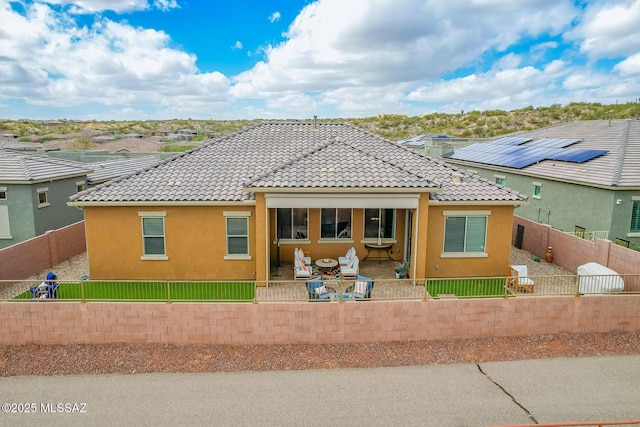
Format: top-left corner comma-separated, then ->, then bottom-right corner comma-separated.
1,356 -> 639,426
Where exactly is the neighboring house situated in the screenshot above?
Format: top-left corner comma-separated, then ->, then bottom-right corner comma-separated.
0,152 -> 94,250
69,122 -> 526,282
86,156 -> 163,186
397,134 -> 482,156
92,135 -> 117,143
443,119 -> 640,248
89,137 -> 161,154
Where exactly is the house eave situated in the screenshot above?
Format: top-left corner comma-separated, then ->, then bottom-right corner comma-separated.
429,200 -> 529,206
444,159 -> 640,191
67,200 -> 256,207
246,187 -> 441,193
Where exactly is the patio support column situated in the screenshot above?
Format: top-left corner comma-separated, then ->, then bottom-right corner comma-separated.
255,193 -> 268,283
413,193 -> 430,280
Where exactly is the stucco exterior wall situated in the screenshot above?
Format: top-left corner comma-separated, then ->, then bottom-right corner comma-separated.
0,177 -> 86,250
2,295 -> 638,345
84,205 -> 257,281
33,177 -> 86,236
458,164 -> 640,247
425,204 -> 515,278
0,184 -> 35,250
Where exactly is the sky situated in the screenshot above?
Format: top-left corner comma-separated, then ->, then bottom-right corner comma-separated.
1,0 -> 640,120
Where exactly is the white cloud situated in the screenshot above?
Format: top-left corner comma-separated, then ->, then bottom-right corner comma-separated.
614,53 -> 640,77
566,0 -> 640,59
37,0 -> 179,13
407,60 -> 569,107
0,1 -> 230,115
232,40 -> 243,50
231,0 -> 578,99
268,11 -> 281,23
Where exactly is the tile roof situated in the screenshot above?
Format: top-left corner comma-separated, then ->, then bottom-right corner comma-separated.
87,156 -> 163,185
70,122 -> 526,204
0,151 -> 94,182
89,137 -> 161,154
447,119 -> 640,188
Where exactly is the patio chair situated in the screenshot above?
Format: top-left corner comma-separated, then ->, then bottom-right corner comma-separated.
294,257 -> 312,280
305,276 -> 336,300
340,255 -> 359,279
294,247 -> 311,265
508,265 -> 535,293
344,274 -> 375,299
338,247 -> 356,266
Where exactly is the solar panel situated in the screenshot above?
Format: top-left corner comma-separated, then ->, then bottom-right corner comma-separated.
548,149 -> 607,163
492,137 -> 532,146
447,137 -> 607,169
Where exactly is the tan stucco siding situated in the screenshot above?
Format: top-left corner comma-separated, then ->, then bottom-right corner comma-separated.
425,205 -> 514,278
84,205 -> 257,281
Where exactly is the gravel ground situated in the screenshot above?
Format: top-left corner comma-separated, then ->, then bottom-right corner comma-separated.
2,249 -> 637,377
1,332 -> 639,377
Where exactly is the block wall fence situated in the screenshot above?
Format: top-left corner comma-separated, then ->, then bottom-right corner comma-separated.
513,216 -> 640,284
0,221 -> 86,282
2,295 -> 639,345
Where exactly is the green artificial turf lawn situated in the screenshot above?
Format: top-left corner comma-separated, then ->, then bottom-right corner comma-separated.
426,277 -> 508,298
15,281 -> 255,301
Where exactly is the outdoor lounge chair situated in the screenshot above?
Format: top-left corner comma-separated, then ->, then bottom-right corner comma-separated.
294,257 -> 312,280
508,265 -> 534,293
338,247 -> 356,266
340,255 -> 359,279
344,274 -> 374,299
294,247 -> 311,265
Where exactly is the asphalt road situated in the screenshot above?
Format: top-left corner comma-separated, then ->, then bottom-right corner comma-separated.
1,356 -> 639,426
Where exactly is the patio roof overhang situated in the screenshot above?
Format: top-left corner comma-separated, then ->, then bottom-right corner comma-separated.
264,193 -> 421,209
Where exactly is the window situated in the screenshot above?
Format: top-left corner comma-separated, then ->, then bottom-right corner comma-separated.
0,187 -> 6,200
140,213 -> 166,258
533,182 -> 542,199
495,175 -> 506,185
443,213 -> 488,254
37,187 -> 49,208
76,181 -> 85,193
226,217 -> 249,255
320,208 -> 352,239
276,208 -> 308,240
364,208 -> 395,239
631,201 -> 640,233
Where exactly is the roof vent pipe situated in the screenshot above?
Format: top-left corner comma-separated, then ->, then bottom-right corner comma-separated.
314,115 -> 317,129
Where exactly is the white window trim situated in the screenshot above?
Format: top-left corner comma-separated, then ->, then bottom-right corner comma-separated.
0,205 -> 11,239
75,180 -> 85,192
224,213 -> 251,260
443,210 -> 491,217
532,182 -> 542,199
494,174 -> 506,179
223,211 -> 251,217
139,212 -> 167,260
441,210 -> 489,257
37,187 -> 49,208
0,186 -> 6,200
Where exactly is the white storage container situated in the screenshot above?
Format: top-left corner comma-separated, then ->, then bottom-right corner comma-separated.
577,262 -> 624,293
